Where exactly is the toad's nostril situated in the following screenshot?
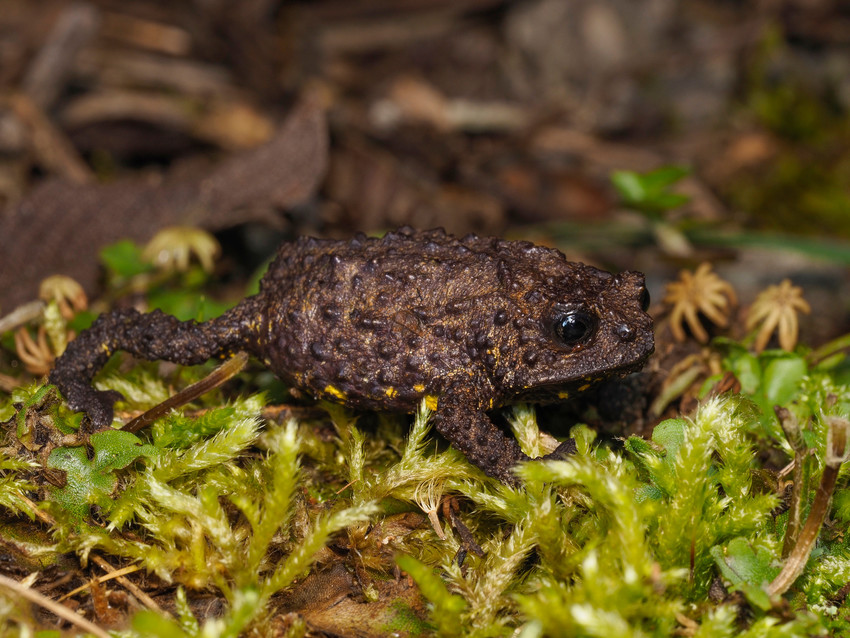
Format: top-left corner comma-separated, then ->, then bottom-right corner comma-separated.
615,323 -> 635,342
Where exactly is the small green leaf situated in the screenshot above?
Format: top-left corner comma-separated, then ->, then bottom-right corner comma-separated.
147,289 -> 231,323
47,430 -> 157,522
611,170 -> 648,204
611,166 -> 691,214
761,354 -> 807,407
638,165 -> 692,191
624,436 -> 654,456
652,418 -> 686,461
650,192 -> 691,210
634,483 -> 665,503
624,435 -> 658,483
710,538 -> 779,611
570,423 -> 597,456
131,610 -> 190,638
626,419 -> 686,498
67,310 -> 97,333
100,239 -> 153,279
725,349 -> 762,395
91,430 -> 159,473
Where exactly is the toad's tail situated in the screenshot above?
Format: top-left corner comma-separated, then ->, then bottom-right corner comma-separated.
48,298 -> 264,427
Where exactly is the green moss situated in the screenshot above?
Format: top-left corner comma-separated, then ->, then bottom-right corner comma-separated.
2,353 -> 849,635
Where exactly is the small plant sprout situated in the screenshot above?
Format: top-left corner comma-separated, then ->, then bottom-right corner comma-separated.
747,279 -> 811,353
42,299 -> 73,358
142,226 -> 221,274
38,275 -> 88,320
611,166 -> 691,217
413,478 -> 447,539
774,406 -> 807,557
0,450 -> 39,518
509,403 -> 559,458
663,263 -> 737,343
610,165 -> 693,256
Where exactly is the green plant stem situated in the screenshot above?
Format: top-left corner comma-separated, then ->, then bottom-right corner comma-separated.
769,418 -> 847,596
0,573 -> 111,638
687,228 -> 850,266
775,406 -> 805,558
809,332 -> 850,365
649,359 -> 703,418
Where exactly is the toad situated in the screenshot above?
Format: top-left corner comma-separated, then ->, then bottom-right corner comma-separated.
49,228 -> 654,483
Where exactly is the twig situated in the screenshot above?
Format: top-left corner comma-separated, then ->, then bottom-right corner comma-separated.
121,352 -> 249,433
442,496 -> 484,565
21,3 -> 100,109
0,300 -> 45,334
7,93 -> 94,183
100,11 -> 191,56
17,494 -> 55,526
75,47 -> 233,98
57,561 -> 137,601
0,573 -> 111,638
90,554 -> 170,616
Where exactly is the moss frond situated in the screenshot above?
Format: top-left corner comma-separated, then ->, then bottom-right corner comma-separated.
260,501 -> 378,600
0,452 -> 38,518
153,410 -> 262,482
349,402 -> 476,506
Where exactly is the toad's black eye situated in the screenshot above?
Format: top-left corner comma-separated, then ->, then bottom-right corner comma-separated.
554,311 -> 597,347
639,287 -> 651,312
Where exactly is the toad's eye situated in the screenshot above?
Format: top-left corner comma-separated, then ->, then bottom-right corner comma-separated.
639,287 -> 651,312
554,310 -> 597,347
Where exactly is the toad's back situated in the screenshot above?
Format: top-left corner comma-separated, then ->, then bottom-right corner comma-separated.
255,228 -> 573,411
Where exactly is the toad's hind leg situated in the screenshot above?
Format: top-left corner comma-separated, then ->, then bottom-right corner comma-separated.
49,299 -> 263,427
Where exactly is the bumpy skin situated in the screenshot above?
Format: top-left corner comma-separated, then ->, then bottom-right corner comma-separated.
49,228 -> 654,483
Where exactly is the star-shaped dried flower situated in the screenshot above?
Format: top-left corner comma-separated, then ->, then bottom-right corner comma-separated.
14,326 -> 53,375
663,263 -> 737,343
142,226 -> 220,273
39,275 -> 88,320
747,279 -> 810,353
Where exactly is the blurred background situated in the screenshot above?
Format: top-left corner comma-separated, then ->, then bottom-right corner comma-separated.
1,0 -> 849,342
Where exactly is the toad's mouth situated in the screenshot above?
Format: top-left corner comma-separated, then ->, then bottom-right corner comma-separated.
510,352 -> 653,405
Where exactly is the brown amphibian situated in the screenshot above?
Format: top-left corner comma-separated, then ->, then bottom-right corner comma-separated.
49,228 -> 654,483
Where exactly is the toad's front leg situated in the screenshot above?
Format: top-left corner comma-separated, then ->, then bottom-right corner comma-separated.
431,387 -> 530,484
49,300 -> 263,427
432,387 -> 577,484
